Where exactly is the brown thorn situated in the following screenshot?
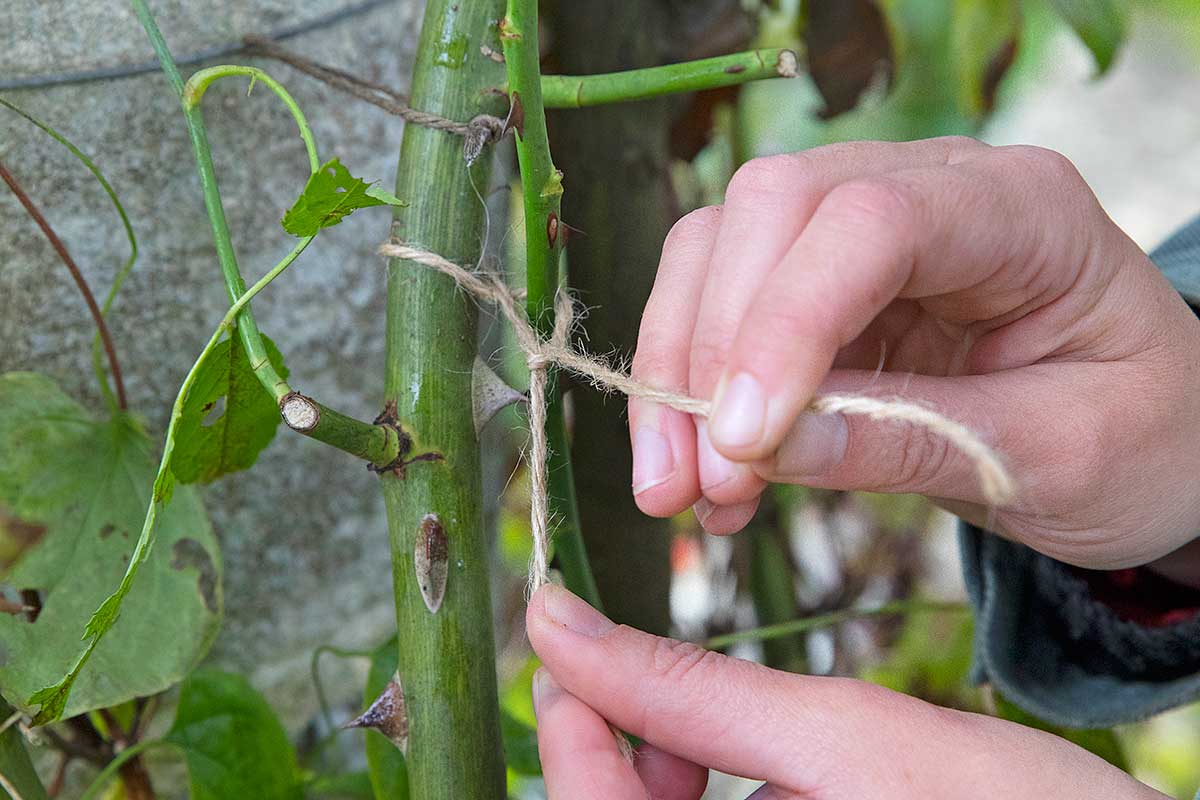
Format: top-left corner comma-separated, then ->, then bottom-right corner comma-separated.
0,160 -> 127,409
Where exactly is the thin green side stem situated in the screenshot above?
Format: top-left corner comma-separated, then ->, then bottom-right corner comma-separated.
78,739 -> 175,800
503,0 -> 602,610
706,600 -> 968,651
0,97 -> 138,414
131,2 -> 292,401
129,13 -> 392,461
540,48 -> 799,108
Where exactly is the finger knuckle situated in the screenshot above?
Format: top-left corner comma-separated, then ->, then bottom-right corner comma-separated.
889,422 -> 955,494
650,637 -> 723,688
1000,144 -> 1082,185
663,206 -> 721,252
688,335 -> 729,381
726,154 -> 800,203
822,178 -> 917,234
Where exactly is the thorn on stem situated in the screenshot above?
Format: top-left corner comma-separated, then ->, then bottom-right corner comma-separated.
345,675 -> 408,752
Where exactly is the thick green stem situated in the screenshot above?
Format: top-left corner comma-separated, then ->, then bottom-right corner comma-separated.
706,601 -> 967,650
540,47 -> 799,108
503,0 -> 603,610
382,1 -> 508,796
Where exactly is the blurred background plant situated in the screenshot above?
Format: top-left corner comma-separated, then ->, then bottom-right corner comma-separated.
4,0 -> 1200,797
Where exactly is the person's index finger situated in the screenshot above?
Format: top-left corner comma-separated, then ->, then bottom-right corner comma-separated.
709,153 -> 1097,462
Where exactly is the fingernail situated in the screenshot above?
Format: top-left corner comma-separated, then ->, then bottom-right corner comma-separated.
632,426 -> 676,495
693,497 -> 716,528
710,372 -> 766,449
697,423 -> 740,491
543,584 -> 616,638
772,412 -> 849,478
532,668 -> 561,718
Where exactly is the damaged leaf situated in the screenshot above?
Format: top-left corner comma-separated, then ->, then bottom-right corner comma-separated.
802,0 -> 895,119
174,335 -> 288,484
173,333 -> 288,484
0,373 -> 221,721
282,158 -> 408,237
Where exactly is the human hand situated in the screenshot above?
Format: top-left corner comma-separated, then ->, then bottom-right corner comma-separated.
628,136 -> 1200,570
527,584 -> 1165,800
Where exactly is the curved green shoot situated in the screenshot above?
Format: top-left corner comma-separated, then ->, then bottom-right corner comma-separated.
28,237 -> 312,724
0,97 -> 138,413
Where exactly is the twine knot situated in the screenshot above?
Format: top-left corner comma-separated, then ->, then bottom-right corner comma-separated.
377,238 -> 1017,597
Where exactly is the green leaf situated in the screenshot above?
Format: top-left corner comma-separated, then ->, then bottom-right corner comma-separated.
500,711 -> 540,776
0,373 -> 222,721
0,698 -> 49,800
172,333 -> 288,483
363,637 -> 409,800
165,670 -> 304,800
994,693 -> 1128,770
1046,0 -> 1124,72
951,0 -> 1021,118
281,158 -> 407,237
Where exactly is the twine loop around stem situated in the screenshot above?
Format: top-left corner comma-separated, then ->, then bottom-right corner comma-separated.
378,238 -> 1017,596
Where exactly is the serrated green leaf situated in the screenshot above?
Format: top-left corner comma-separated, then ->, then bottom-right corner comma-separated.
281,158 -> 407,237
172,333 -> 288,484
1046,0 -> 1124,72
165,670 -> 304,800
363,636 -> 409,800
0,373 -> 221,722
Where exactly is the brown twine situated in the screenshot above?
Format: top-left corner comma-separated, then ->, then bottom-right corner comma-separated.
243,36 -> 507,162
379,239 -> 1017,594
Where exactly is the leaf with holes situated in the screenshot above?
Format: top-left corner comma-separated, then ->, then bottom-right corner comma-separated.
281,158 -> 407,237
165,670 -> 304,800
1046,0 -> 1124,73
172,333 -> 288,484
0,372 -> 222,721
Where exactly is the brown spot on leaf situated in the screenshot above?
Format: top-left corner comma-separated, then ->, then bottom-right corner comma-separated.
546,212 -> 559,247
171,538 -> 219,614
724,64 -> 746,74
803,0 -> 894,119
414,514 -> 448,614
99,523 -> 115,539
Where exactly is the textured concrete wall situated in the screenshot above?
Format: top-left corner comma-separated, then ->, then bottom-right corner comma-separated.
1,0 -> 424,730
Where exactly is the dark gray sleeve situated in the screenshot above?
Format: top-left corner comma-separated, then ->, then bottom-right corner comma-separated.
960,214 -> 1200,729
